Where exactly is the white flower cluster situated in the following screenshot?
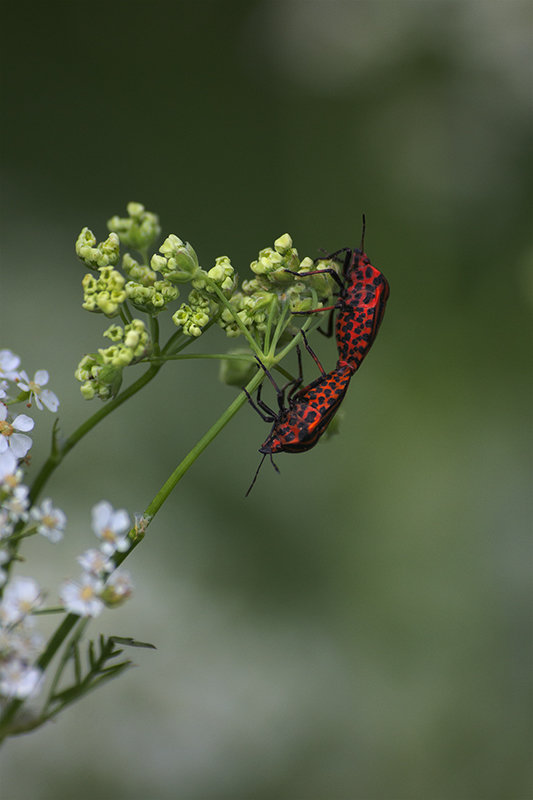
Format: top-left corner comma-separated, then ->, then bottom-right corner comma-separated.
59,501 -> 133,618
0,350 -> 133,702
0,349 -> 59,461
0,576 -> 43,699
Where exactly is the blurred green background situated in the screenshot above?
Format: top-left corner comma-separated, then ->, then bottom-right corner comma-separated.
1,2 -> 531,798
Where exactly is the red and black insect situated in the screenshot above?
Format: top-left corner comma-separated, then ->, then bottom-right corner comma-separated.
288,217 -> 390,374
244,334 -> 352,495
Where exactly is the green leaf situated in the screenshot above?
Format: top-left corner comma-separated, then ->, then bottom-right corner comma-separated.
110,636 -> 157,650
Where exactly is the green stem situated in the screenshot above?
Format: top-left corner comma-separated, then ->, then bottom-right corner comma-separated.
115,365 -> 265,564
143,353 -> 256,364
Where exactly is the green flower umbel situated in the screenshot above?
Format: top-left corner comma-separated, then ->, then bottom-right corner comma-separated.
76,228 -> 120,270
82,267 -> 128,317
151,234 -> 200,284
107,202 -> 161,252
75,320 -> 150,400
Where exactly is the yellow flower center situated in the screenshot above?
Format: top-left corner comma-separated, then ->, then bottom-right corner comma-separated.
0,421 -> 13,437
80,585 -> 95,602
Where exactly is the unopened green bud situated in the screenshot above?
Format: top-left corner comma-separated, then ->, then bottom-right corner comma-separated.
125,278 -> 179,314
219,350 -> 256,386
274,233 -> 293,254
80,382 -> 97,400
153,234 -> 199,283
75,353 -> 122,401
202,256 -> 236,295
76,228 -> 120,270
74,353 -> 99,383
81,267 -> 127,317
107,202 -> 161,251
103,324 -> 124,343
123,319 -> 150,356
250,248 -> 283,276
171,291 -> 217,336
122,253 -> 157,286
127,201 -> 144,217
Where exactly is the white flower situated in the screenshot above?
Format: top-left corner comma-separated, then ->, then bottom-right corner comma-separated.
0,450 -> 24,493
1,576 -> 42,625
0,406 -> 34,458
102,568 -> 133,606
17,369 -> 59,413
0,658 -> 42,699
31,498 -> 66,543
3,484 -> 29,524
0,380 -> 8,400
60,574 -> 104,618
0,351 -> 21,382
77,548 -> 113,576
91,500 -> 130,555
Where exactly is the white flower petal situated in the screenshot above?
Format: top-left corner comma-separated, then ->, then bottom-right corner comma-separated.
91,500 -> 113,533
0,450 -> 17,478
110,509 -> 130,534
40,389 -> 59,412
12,414 -> 34,433
34,370 -> 49,386
9,434 -> 32,459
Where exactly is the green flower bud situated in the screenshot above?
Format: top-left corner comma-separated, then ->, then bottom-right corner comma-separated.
98,364 -> 123,396
107,202 -> 161,251
103,324 -> 124,343
74,352 -> 122,401
250,248 -> 283,276
197,256 -> 237,296
171,290 -> 218,336
219,349 -> 256,387
76,228 -> 120,270
125,278 -> 179,314
274,233 -> 293,254
241,278 -> 264,296
122,253 -> 157,286
80,381 -> 97,400
123,319 -> 150,356
74,354 -> 99,383
153,234 -> 199,283
81,267 -> 127,317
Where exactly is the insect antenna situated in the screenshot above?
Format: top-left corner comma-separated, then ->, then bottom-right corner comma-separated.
245,454 -> 267,497
245,453 -> 280,497
360,213 -> 366,252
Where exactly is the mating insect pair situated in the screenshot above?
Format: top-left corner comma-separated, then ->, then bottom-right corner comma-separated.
243,333 -> 353,495
244,221 -> 390,494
